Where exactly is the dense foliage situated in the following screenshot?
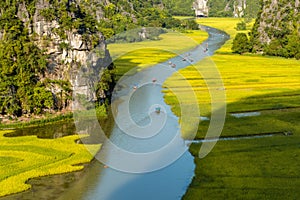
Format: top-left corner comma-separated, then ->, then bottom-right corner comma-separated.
208,0 -> 233,17
162,0 -> 195,16
249,0 -> 300,59
231,33 -> 250,54
208,0 -> 260,18
98,0 -> 198,40
0,1 -> 49,116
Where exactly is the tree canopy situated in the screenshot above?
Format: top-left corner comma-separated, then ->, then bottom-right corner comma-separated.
232,33 -> 250,54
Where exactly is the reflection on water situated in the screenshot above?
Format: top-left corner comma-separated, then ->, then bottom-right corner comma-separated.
0,164 -> 87,200
5,121 -> 76,139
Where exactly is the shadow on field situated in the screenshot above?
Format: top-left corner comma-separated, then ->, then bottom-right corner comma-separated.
183,89 -> 300,199
195,89 -> 300,139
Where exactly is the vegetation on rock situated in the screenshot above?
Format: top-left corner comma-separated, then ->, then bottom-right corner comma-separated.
249,0 -> 300,59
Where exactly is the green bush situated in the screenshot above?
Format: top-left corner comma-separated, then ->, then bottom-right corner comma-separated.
232,33 -> 250,54
235,21 -> 247,31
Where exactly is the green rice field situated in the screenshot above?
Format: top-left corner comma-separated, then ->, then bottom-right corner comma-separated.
160,18 -> 300,199
108,30 -> 208,79
0,131 -> 100,197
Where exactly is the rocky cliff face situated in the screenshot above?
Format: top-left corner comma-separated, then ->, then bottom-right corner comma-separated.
251,0 -> 300,52
193,0 -> 209,17
233,0 -> 247,17
7,0 -> 113,111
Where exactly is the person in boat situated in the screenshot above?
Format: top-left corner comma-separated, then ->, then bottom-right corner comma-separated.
152,78 -> 157,83
171,63 -> 176,68
133,83 -> 138,90
204,43 -> 209,52
155,107 -> 161,113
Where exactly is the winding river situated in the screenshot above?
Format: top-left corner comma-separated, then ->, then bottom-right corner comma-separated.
2,26 -> 229,200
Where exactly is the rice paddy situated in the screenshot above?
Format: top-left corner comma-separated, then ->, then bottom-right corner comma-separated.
163,55 -> 300,117
0,130 -> 100,197
196,17 -> 254,53
108,30 -> 208,79
161,18 -> 300,199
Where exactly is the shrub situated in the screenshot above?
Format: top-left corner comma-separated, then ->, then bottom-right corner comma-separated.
235,21 -> 247,31
232,33 -> 250,54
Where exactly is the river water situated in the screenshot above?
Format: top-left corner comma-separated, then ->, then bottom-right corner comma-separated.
2,27 -> 228,200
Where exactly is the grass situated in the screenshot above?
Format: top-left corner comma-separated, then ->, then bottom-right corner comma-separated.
183,108 -> 300,199
184,138 -> 300,199
160,17 -> 300,199
108,30 -> 208,79
0,130 -> 100,197
163,55 -> 300,117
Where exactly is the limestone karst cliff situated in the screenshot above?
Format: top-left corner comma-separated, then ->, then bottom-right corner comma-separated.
193,0 -> 209,17
250,0 -> 300,59
0,0 -> 113,116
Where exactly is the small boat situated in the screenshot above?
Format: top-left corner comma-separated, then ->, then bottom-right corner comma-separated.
133,84 -> 138,90
155,107 -> 161,113
171,64 -> 176,68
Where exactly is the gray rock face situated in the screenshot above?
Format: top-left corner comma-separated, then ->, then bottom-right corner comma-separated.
233,0 -> 247,17
193,0 -> 209,17
253,0 -> 300,47
15,0 -> 113,110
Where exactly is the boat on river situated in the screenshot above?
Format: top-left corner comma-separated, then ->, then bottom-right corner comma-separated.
155,107 -> 161,113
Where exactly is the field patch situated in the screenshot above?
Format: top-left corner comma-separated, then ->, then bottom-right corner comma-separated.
108,30 -> 208,79
0,131 -> 100,197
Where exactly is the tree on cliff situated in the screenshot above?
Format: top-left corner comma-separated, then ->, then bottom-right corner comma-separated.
0,5 -> 50,116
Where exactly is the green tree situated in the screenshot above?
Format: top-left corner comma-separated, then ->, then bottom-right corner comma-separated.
0,3 -> 49,116
33,87 -> 54,114
286,34 -> 300,59
235,21 -> 247,31
232,33 -> 250,54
